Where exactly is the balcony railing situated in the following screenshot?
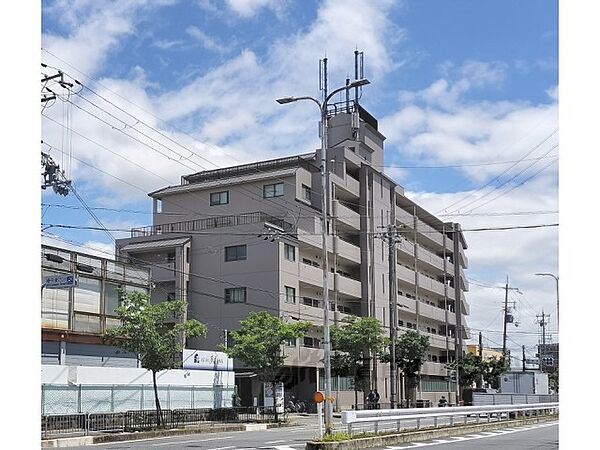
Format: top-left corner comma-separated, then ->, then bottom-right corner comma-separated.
131,212 -> 292,237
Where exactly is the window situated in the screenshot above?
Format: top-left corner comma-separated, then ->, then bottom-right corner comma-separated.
167,251 -> 175,262
303,337 -> 320,348
398,320 -> 404,327
263,182 -> 284,198
186,247 -> 190,263
167,292 -> 176,301
285,338 -> 297,347
156,198 -> 163,213
284,243 -> 296,262
303,297 -> 320,308
225,287 -> 247,303
210,191 -> 229,206
225,245 -> 247,262
302,184 -> 311,202
104,282 -> 122,316
285,286 -> 296,304
74,277 -> 101,314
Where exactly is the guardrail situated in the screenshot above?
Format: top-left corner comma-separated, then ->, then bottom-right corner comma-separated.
341,402 -> 559,435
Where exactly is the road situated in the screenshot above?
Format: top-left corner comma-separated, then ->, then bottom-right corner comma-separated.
373,420 -> 558,449
53,417 -> 558,450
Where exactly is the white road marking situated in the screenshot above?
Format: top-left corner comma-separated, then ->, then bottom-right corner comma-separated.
152,436 -> 233,446
384,422 -> 558,448
264,440 -> 287,444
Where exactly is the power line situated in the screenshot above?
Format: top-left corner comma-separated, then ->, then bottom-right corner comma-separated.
436,130 -> 558,214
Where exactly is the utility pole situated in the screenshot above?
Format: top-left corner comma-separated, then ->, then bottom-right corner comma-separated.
502,276 -> 520,359
378,224 -> 402,408
522,345 -> 526,372
536,310 -> 550,372
478,332 -> 484,388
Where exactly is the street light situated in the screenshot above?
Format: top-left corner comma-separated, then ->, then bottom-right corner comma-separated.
276,78 -> 370,433
535,273 -> 559,328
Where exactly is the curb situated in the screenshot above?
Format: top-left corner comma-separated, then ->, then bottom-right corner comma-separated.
42,421 -> 297,448
306,415 -> 557,450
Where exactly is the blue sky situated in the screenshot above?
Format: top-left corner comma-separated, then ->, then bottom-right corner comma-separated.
41,0 -> 558,360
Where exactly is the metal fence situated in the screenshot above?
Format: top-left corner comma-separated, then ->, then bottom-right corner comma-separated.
42,407 -> 284,439
42,384 -> 235,415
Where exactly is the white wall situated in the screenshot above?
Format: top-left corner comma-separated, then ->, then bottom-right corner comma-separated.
41,364 -> 234,388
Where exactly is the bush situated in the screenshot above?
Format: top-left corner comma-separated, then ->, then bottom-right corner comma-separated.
206,408 -> 239,422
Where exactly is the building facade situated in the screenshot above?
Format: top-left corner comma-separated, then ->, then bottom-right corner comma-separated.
41,244 -> 151,367
116,104 -> 470,408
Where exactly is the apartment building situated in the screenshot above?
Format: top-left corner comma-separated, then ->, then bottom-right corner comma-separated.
116,103 -> 470,408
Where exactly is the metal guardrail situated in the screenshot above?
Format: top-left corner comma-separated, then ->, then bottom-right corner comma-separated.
341,402 -> 559,434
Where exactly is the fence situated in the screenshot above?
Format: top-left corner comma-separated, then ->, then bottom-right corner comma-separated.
42,384 -> 235,415
42,407 -> 283,439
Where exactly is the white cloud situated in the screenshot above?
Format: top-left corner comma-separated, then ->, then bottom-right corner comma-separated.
224,0 -> 284,18
186,25 -> 229,54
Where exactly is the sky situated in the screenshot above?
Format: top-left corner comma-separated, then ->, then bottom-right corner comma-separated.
40,0 -> 559,367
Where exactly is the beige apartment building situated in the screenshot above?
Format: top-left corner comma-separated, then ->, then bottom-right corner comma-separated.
116,104 -> 470,408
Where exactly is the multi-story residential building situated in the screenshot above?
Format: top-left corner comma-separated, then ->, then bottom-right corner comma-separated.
41,244 -> 151,367
116,104 -> 470,408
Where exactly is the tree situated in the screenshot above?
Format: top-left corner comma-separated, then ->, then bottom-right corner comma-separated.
482,356 -> 509,389
331,317 -> 387,408
221,311 -> 311,422
394,331 -> 429,403
105,291 -> 207,427
454,352 -> 482,389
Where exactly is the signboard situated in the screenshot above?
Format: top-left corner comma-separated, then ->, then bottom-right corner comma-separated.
182,349 -> 233,371
44,274 -> 76,289
263,382 -> 284,413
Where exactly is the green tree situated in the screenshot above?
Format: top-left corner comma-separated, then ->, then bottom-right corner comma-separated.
394,331 -> 429,403
454,352 -> 482,389
105,291 -> 207,427
482,356 -> 509,389
221,311 -> 311,422
331,317 -> 387,408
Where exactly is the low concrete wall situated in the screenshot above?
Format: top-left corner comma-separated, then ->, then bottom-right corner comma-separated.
306,415 -> 557,450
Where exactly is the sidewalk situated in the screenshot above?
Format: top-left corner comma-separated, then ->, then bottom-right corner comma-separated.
42,421 -> 297,448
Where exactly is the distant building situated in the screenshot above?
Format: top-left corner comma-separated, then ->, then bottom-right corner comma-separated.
538,343 -> 559,373
466,345 -> 504,361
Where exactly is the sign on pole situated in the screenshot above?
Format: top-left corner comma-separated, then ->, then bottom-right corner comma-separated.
44,274 -> 77,289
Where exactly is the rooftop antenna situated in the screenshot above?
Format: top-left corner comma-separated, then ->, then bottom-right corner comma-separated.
319,57 -> 328,103
354,49 -> 364,104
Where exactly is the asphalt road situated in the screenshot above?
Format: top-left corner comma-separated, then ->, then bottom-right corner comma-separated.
51,416 -> 558,450
373,420 -> 559,449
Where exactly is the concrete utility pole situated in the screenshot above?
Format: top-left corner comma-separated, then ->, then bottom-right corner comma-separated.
502,276 -> 520,358
478,332 -> 484,388
522,345 -> 526,372
535,273 -> 559,329
379,224 -> 402,408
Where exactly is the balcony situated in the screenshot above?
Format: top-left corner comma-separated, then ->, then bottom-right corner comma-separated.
330,172 -> 360,198
149,261 -> 176,283
335,273 -> 362,299
335,236 -> 361,263
299,261 -> 329,287
284,346 -> 324,368
417,272 -> 446,297
419,302 -> 451,323
421,361 -> 448,377
428,333 -> 455,350
334,201 -> 360,230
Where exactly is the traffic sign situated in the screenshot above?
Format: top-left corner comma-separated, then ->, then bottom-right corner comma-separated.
314,391 -> 324,403
44,274 -> 77,289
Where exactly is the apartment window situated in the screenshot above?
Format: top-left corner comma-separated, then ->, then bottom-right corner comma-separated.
263,182 -> 284,198
432,355 -> 438,363
285,286 -> 296,304
302,184 -> 311,202
398,320 -> 404,327
285,338 -> 297,347
284,243 -> 296,262
167,251 -> 175,262
382,273 -> 385,294
210,191 -> 229,206
156,198 -> 163,213
303,337 -> 320,348
225,287 -> 247,303
225,245 -> 247,262
303,297 -> 319,308
186,247 -> 190,263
